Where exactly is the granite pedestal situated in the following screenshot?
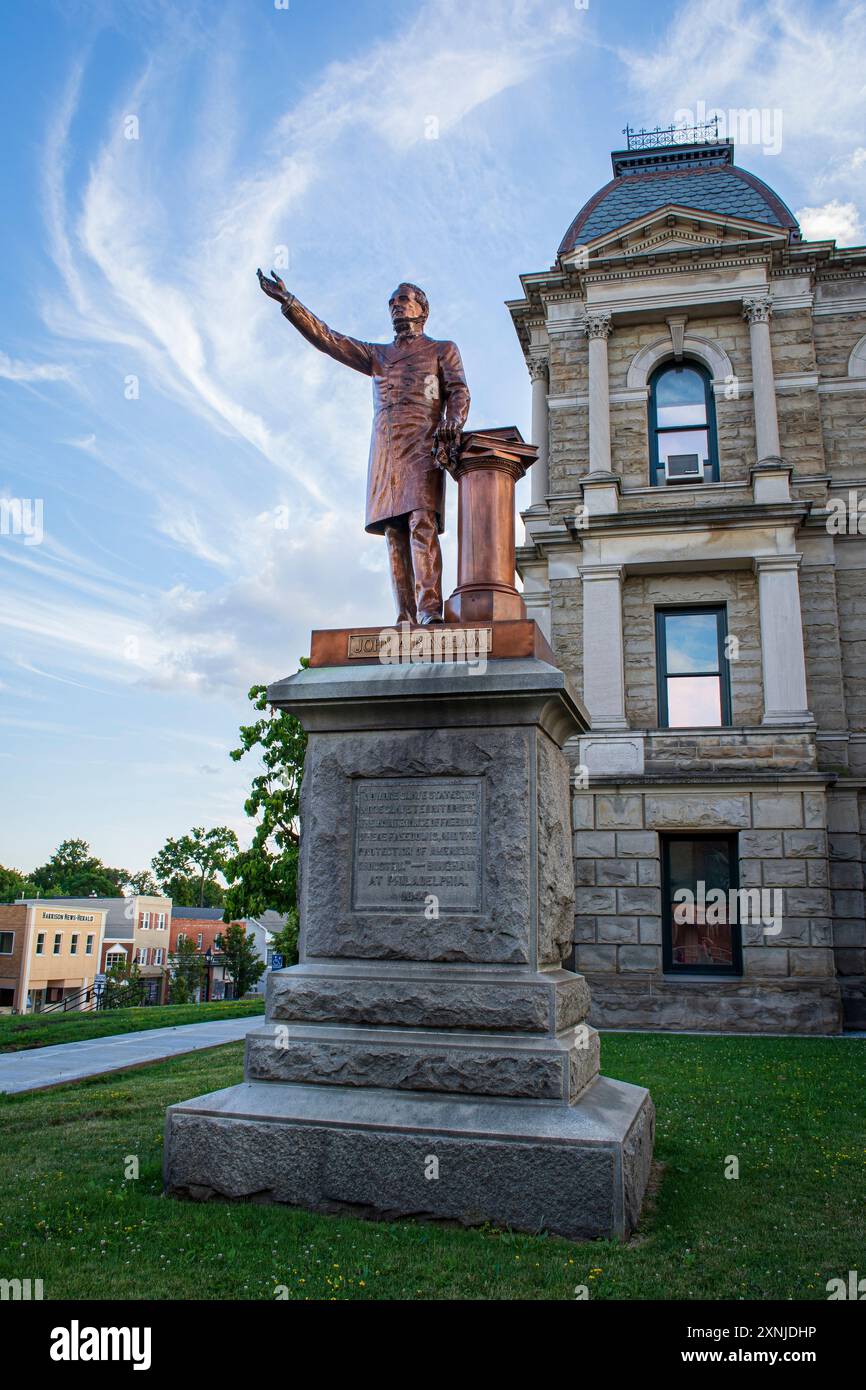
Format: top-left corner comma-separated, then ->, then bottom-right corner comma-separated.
164,655 -> 655,1240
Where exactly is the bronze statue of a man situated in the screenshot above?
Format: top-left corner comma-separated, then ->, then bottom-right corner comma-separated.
257,272 -> 470,625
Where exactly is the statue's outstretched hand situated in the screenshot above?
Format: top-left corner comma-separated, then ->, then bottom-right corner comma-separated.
257,268 -> 290,303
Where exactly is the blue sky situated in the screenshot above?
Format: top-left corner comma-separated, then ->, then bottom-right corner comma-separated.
1,0 -> 863,876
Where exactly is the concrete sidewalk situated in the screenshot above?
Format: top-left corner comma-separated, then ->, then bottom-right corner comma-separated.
0,1016 -> 254,1095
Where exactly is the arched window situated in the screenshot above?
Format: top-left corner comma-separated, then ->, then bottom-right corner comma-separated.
648,361 -> 718,486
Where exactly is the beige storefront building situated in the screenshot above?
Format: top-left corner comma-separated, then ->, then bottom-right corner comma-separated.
0,902 -> 107,1012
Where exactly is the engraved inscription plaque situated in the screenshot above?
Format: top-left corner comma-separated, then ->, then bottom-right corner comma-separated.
352,776 -> 484,913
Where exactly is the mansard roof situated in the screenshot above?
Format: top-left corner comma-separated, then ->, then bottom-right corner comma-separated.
558,138 -> 800,255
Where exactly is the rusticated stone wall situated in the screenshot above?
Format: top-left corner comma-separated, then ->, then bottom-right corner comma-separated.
569,782 -> 843,1033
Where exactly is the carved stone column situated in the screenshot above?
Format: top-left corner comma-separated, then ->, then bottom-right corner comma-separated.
585,310 -> 613,474
743,295 -> 782,465
528,354 -> 550,507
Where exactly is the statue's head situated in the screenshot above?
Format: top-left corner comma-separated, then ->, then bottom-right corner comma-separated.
389,282 -> 428,334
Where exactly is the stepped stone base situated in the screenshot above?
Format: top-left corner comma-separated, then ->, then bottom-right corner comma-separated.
244,1021 -> 602,1102
164,655 -> 655,1241
164,1077 -> 654,1242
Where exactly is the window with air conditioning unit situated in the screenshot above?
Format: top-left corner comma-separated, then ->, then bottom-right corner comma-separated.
649,360 -> 719,486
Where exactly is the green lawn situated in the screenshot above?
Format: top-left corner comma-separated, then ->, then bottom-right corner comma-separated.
0,1032 -> 863,1300
0,1000 -> 265,1052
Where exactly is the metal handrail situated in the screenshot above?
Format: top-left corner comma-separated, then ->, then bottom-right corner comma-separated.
622,118 -> 722,150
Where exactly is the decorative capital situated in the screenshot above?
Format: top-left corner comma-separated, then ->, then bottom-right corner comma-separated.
454,427 -> 538,485
584,310 -> 613,341
753,552 -> 801,575
743,295 -> 773,326
527,354 -> 549,383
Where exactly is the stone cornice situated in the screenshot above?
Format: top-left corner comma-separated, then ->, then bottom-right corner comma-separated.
585,771 -> 833,790
562,498 -> 811,540
580,252 -> 773,287
813,299 -> 866,318
506,240 -> 866,351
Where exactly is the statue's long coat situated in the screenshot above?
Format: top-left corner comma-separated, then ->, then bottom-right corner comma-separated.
283,298 -> 470,535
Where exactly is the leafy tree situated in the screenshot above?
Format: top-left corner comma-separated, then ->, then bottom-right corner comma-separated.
160,873 -> 225,908
268,909 -> 300,967
102,958 -> 148,1009
215,922 -> 265,999
31,839 -> 129,898
223,679 -> 307,921
0,864 -> 39,902
152,826 -> 238,908
168,937 -> 207,1005
124,869 -> 160,896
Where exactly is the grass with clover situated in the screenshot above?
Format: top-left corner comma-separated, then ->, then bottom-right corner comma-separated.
0,1032 -> 863,1299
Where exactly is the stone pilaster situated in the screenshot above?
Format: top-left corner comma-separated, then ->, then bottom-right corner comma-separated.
754,553 -> 813,725
743,295 -> 782,466
528,354 -> 549,508
579,563 -> 627,729
585,310 -> 613,474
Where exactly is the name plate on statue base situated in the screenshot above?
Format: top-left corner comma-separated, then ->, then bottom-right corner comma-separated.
310,617 -> 555,668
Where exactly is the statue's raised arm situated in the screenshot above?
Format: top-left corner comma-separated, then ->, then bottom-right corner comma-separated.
257,268 -> 374,376
257,274 -> 470,625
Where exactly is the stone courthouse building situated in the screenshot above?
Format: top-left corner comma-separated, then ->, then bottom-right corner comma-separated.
508,128 -> 866,1033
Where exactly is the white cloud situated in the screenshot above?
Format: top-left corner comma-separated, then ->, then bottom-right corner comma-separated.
277,0 -> 575,155
0,351 -> 72,383
796,200 -> 864,245
619,0 -> 866,157
20,0 -> 586,704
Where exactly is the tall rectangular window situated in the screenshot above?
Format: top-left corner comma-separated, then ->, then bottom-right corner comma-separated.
53,933 -> 62,955
85,935 -> 94,955
35,933 -> 45,955
662,834 -> 742,975
656,606 -> 731,728
649,361 -> 719,486
70,934 -> 79,955
0,932 -> 13,954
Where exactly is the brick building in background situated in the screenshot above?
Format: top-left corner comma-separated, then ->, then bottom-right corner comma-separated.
509,127 -> 866,1032
170,907 -> 270,1000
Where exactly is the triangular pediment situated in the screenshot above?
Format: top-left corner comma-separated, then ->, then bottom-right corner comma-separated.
561,204 -> 787,268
